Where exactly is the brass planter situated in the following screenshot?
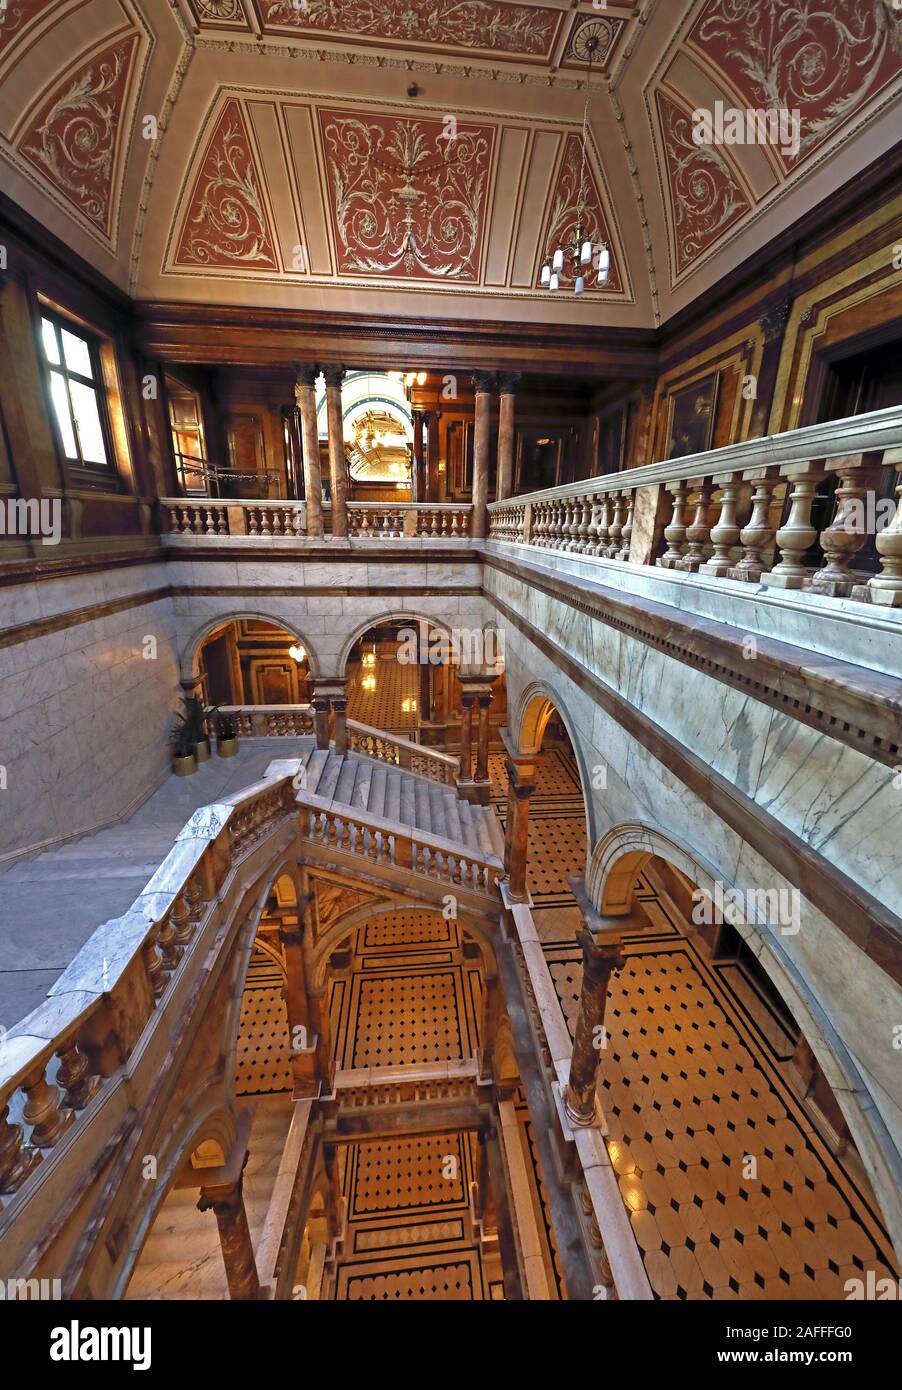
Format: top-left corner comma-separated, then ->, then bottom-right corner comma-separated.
218,737 -> 238,759
195,738 -> 211,763
173,753 -> 197,777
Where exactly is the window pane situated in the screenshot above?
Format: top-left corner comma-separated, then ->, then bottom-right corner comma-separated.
41,318 -> 60,364
61,327 -> 93,379
69,380 -> 108,465
49,372 -> 78,458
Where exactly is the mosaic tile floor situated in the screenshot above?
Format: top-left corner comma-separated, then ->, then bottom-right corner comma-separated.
495,745 -> 898,1300
346,657 -> 420,733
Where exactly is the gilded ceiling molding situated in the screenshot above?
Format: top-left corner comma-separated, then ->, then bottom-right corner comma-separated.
129,40 -> 196,294
606,83 -> 659,324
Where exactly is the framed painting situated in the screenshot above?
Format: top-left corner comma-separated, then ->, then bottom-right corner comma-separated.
665,373 -> 719,460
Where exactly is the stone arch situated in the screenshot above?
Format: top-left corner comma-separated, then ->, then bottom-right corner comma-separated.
512,681 -> 597,852
180,612 -> 322,684
307,896 -> 497,989
588,822 -> 902,1258
336,610 -> 456,680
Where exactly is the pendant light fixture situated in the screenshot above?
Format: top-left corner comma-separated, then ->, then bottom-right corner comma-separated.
540,33 -> 610,295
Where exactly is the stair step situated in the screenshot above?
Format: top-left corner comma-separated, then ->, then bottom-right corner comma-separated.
398,776 -> 417,825
414,782 -> 432,833
303,750 -> 330,796
456,800 -> 481,850
428,788 -> 448,840
350,757 -> 372,810
470,807 -> 494,855
441,793 -> 463,844
333,757 -> 359,805
367,765 -> 388,819
384,770 -> 401,823
313,753 -> 344,802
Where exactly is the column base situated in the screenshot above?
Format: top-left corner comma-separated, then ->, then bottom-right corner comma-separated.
726,563 -> 768,582
456,776 -> 492,806
866,585 -> 902,607
698,558 -> 733,578
656,555 -> 684,570
809,576 -> 857,598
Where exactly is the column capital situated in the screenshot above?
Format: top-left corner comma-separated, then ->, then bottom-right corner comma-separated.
294,363 -> 318,389
576,926 -> 625,987
759,299 -> 792,343
472,370 -> 497,394
322,363 -> 346,389
498,371 -> 522,394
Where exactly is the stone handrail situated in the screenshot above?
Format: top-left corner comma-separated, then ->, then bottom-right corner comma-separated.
219,705 -> 315,738
0,773 -> 298,1221
297,788 -> 502,899
214,706 -> 461,784
505,899 -> 653,1302
161,498 -> 473,540
345,719 -> 460,783
487,404 -> 902,606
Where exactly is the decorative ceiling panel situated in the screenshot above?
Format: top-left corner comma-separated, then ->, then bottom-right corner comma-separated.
187,0 -> 251,24
686,0 -> 902,175
654,88 -> 751,281
257,0 -> 561,62
14,30 -> 140,238
172,97 -> 280,270
536,131 -> 624,295
318,108 -> 495,282
561,13 -> 628,70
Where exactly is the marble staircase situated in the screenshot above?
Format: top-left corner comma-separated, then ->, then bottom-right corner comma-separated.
0,735 -> 502,1029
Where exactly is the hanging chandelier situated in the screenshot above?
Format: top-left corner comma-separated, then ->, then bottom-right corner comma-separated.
540,33 -> 610,296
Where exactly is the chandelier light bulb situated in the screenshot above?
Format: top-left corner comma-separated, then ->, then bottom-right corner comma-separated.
596,245 -> 611,282
541,263 -> 551,285
574,275 -> 585,295
552,247 -> 564,272
416,370 -> 427,384
549,271 -> 560,292
580,240 -> 593,265
288,644 -> 306,663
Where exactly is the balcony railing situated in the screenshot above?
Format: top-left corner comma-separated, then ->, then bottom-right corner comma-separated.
161,498 -> 473,540
487,405 -> 902,606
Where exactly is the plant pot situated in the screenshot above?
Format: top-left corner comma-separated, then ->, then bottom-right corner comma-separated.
218,737 -> 238,759
195,738 -> 211,763
173,753 -> 197,777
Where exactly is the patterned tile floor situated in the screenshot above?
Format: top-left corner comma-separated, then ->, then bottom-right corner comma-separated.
500,746 -> 900,1300
346,657 -> 419,733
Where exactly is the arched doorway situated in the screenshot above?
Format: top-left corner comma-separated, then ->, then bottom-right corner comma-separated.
196,618 -> 311,708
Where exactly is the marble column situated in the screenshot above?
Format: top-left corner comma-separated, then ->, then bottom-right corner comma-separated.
323,365 -> 348,538
496,372 -> 520,502
311,690 -> 331,751
478,971 -> 501,1082
308,988 -> 334,1092
424,410 -> 441,502
503,756 -> 536,902
280,915 -> 318,1096
294,364 -> 323,538
475,691 -> 493,784
412,409 -> 426,504
564,927 -> 625,1128
458,690 -> 475,782
471,372 -> 495,539
331,692 -> 348,754
197,1153 -> 260,1300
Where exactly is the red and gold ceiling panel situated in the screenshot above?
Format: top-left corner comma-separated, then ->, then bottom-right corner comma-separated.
536,132 -> 623,295
258,0 -> 561,62
654,88 -> 751,281
173,97 -> 280,270
561,13 -> 629,70
686,0 -> 902,174
14,30 -> 140,237
318,108 -> 495,282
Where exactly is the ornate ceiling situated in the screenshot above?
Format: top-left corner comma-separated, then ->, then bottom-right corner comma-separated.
0,0 -> 899,329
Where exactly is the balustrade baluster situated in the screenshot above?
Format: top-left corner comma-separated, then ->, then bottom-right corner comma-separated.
657,480 -> 689,568
675,479 -> 713,571
0,1103 -> 41,1192
700,473 -> 741,578
727,472 -> 779,582
762,462 -> 825,589
56,1042 -> 100,1110
618,489 -> 635,561
22,1064 -> 75,1148
810,454 -> 882,596
869,464 -> 902,606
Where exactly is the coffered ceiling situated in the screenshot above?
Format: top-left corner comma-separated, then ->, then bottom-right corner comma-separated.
0,0 -> 899,330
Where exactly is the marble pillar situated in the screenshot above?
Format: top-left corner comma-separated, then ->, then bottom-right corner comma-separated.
471,372 -> 495,539
295,364 -> 323,538
496,373 -> 520,502
564,927 -> 625,1128
280,916 -> 318,1097
323,365 -> 348,538
197,1152 -> 260,1300
412,409 -> 426,504
459,690 -> 475,781
478,972 -> 501,1082
503,756 -> 536,902
475,691 -> 493,784
425,410 -> 441,502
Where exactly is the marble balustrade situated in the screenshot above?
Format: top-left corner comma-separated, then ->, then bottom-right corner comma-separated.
487,404 -> 902,606
162,499 -> 473,541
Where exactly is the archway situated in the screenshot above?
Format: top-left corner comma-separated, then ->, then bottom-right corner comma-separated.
576,826 -> 902,1296
191,617 -> 313,707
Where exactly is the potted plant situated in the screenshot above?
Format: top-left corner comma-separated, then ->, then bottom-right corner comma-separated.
184,696 -> 216,763
171,714 -> 197,777
217,712 -> 238,758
